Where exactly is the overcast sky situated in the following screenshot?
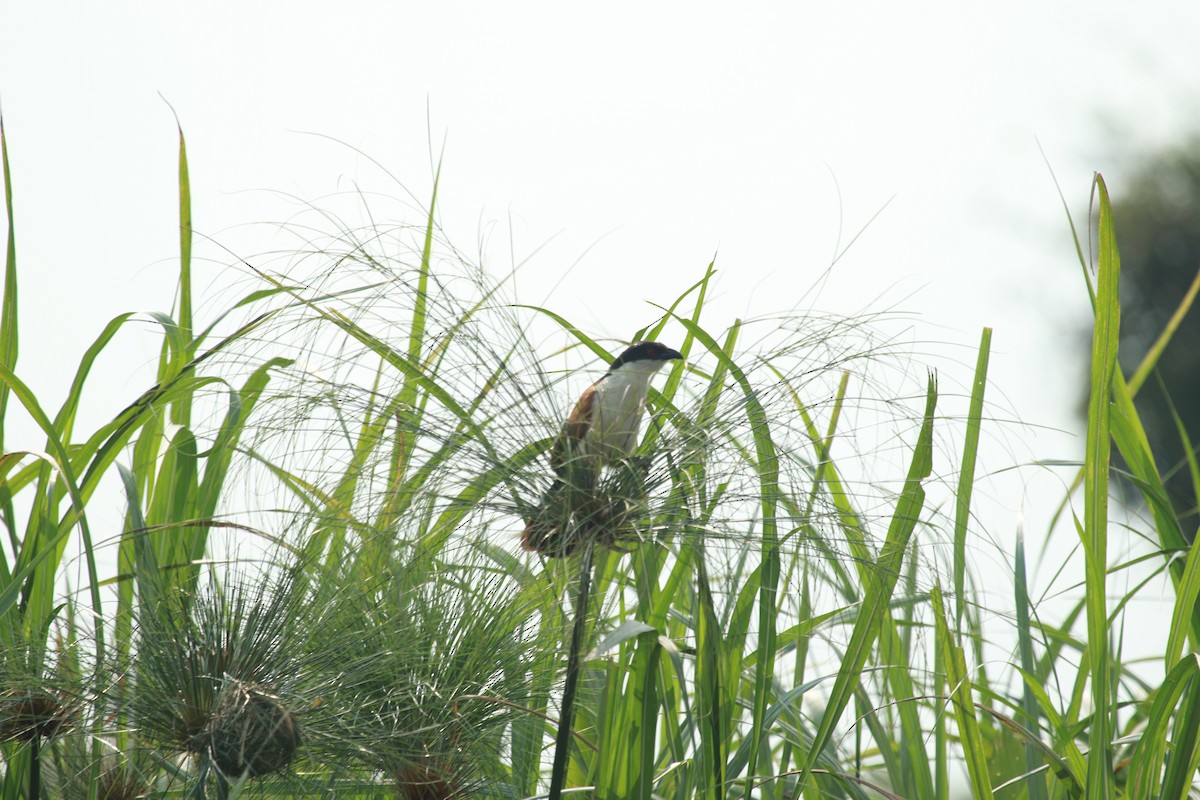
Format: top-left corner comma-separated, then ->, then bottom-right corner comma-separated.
3,3 -> 1200,638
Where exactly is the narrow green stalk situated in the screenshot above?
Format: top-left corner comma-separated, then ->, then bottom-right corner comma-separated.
29,735 -> 40,800
549,543 -> 595,800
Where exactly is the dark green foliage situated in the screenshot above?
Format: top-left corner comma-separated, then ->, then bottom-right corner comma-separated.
1081,139 -> 1200,525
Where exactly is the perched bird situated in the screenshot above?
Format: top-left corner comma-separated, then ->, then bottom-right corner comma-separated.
521,341 -> 683,555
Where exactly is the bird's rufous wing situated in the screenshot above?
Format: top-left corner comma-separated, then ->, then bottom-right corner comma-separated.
550,381 -> 598,477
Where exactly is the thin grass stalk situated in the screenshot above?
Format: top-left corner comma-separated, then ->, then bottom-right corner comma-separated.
548,543 -> 596,800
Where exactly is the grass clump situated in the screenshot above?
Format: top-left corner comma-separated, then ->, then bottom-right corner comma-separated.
129,563 -> 310,790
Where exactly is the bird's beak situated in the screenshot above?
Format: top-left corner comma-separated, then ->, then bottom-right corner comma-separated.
664,348 -> 684,362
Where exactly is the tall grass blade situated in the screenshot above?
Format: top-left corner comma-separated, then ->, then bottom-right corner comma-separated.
1012,666 -> 1089,791
879,615 -> 935,798
172,120 -> 194,427
693,552 -> 728,800
195,356 -> 293,521
75,312 -> 273,501
0,118 -> 19,571
0,118 -> 17,456
932,585 -> 994,799
50,313 -> 135,447
1081,174 -> 1120,797
117,463 -> 163,623
1109,371 -> 1190,553
1166,529 -> 1200,672
955,327 -> 990,627
1127,653 -> 1200,797
645,260 -> 715,405
1013,530 -> 1050,800
391,156 -> 440,487
1161,658 -> 1200,800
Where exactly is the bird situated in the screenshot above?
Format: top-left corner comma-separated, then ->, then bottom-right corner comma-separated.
521,341 -> 683,556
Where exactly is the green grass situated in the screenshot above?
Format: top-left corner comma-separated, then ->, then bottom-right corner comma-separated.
1,120 -> 1199,799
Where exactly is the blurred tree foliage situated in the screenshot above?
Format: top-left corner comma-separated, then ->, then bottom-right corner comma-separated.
1100,138 -> 1200,529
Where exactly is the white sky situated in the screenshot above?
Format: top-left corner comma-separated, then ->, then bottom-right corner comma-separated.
3,3 -> 1200,661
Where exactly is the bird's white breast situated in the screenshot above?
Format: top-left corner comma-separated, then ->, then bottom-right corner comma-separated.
586,366 -> 657,460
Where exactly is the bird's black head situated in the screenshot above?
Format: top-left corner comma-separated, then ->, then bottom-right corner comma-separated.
608,341 -> 684,371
